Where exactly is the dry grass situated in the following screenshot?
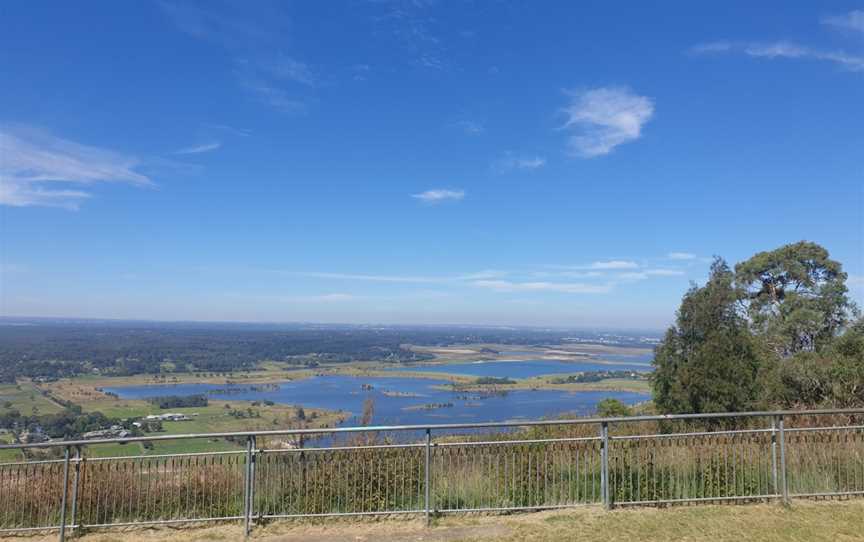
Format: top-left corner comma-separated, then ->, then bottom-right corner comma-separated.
485,500 -> 864,542
4,500 -> 864,542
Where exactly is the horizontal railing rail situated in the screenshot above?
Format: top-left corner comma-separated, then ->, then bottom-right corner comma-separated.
3,407 -> 863,450
1,407 -> 863,540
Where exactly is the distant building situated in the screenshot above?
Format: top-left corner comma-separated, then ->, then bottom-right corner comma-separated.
144,413 -> 191,422
82,428 -> 131,440
20,430 -> 49,444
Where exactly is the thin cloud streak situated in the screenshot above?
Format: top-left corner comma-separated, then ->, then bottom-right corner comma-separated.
668,252 -> 697,260
493,153 -> 546,173
472,280 -> 613,294
290,271 -> 446,284
174,142 -> 221,155
453,120 -> 484,135
0,126 -> 152,210
619,269 -> 686,280
692,40 -> 864,72
587,260 -> 639,270
412,189 -> 465,203
160,2 -> 313,113
258,55 -> 317,87
543,260 -> 640,271
821,10 -> 864,33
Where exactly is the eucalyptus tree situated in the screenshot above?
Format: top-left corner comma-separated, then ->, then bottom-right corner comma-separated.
734,241 -> 855,357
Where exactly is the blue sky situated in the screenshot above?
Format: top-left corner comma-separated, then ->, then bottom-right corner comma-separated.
1,1 -> 862,329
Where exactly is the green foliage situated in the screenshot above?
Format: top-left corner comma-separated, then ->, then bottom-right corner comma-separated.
760,319 -> 864,408
595,398 -> 633,417
0,408 -> 128,439
147,394 -> 208,409
734,241 -> 856,357
655,242 -> 861,414
652,259 -> 763,414
474,376 -> 516,385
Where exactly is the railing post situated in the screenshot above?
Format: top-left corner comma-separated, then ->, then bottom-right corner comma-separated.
298,434 -> 305,516
251,436 -> 258,524
770,417 -> 778,497
424,428 -> 432,526
69,446 -> 82,536
777,416 -> 789,506
600,421 -> 610,509
58,446 -> 71,542
243,435 -> 256,537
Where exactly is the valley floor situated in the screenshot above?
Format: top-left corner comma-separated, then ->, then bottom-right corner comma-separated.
5,500 -> 864,542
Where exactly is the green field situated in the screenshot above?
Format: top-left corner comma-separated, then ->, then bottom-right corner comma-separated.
1,375 -> 347,458
0,433 -> 22,462
0,382 -> 66,416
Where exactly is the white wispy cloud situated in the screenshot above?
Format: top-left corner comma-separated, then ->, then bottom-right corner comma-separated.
202,123 -> 252,137
472,280 -> 613,294
457,270 -> 510,281
276,255 -> 698,304
158,1 -> 281,47
561,86 -> 654,158
290,293 -> 357,303
618,269 -> 686,281
668,252 -> 697,260
160,2 -> 314,113
291,272 -> 446,284
531,270 -> 605,279
412,189 -> 465,203
174,141 -> 221,155
542,260 -> 640,272
237,74 -> 308,113
493,153 -> 547,173
690,41 -> 734,54
821,10 -> 864,33
692,11 -> 864,72
0,126 -> 152,210
369,0 -> 446,71
452,120 -> 484,135
258,55 -> 317,86
352,64 -> 371,81
587,260 -> 639,270
692,40 -> 864,72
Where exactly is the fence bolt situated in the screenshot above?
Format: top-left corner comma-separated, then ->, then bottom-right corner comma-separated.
424,428 -> 432,526
58,446 -> 71,542
600,422 -> 610,509
777,416 -> 789,506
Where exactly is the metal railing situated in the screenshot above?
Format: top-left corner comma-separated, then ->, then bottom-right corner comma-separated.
1,408 -> 864,539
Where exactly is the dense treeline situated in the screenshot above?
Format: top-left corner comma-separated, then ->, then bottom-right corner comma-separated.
0,324 -> 650,383
653,241 -> 863,413
147,394 -> 208,409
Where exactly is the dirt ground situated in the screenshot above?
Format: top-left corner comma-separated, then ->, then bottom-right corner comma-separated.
5,500 -> 864,542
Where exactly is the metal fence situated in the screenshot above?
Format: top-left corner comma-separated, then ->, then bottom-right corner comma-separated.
2,408 -> 864,540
